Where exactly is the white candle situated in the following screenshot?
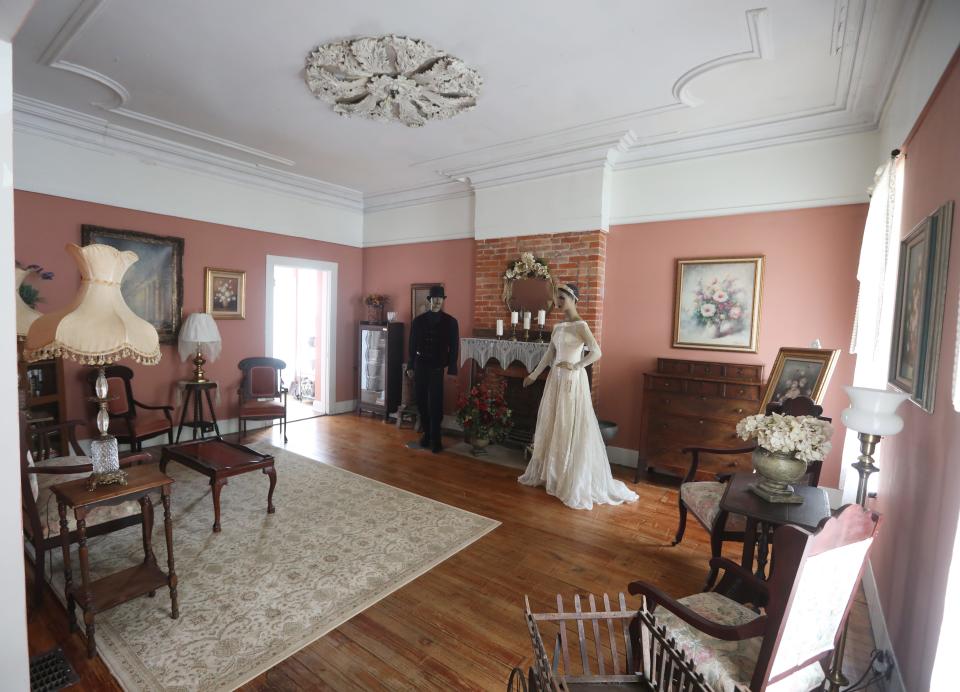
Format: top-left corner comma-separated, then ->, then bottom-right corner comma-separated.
511,311 -> 519,325
496,319 -> 504,336
537,309 -> 546,326
523,312 -> 531,330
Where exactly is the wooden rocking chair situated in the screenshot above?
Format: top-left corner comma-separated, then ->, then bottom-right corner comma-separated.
509,593 -> 710,691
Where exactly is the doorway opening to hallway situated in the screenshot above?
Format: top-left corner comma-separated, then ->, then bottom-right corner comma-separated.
265,256 -> 338,422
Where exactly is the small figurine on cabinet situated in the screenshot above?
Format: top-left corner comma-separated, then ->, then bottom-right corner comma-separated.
408,286 -> 459,453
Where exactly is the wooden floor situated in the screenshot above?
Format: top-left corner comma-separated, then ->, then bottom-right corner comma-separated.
27,414 -> 876,691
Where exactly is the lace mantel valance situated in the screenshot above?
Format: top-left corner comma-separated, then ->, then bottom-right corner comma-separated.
460,337 -> 550,373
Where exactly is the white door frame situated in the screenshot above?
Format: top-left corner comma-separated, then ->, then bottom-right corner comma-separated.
265,255 -> 338,415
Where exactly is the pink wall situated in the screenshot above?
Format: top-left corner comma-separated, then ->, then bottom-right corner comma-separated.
14,191 -> 363,426
362,238 -> 475,413
601,205 -> 866,485
869,50 -> 960,692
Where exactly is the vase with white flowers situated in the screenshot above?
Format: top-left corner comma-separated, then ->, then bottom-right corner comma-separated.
735,413 -> 834,504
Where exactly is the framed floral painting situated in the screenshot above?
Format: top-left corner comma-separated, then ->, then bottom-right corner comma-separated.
889,201 -> 953,412
204,268 -> 246,319
760,347 -> 840,410
673,256 -> 764,352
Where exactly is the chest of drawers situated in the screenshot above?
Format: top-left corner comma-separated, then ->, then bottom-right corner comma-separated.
636,357 -> 765,480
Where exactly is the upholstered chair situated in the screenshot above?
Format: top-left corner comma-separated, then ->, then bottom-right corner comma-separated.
631,504 -> 881,692
20,414 -> 153,606
673,396 -> 828,588
238,357 -> 288,443
86,365 -> 174,451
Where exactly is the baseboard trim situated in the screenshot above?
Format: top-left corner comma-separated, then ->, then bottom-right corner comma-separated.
862,559 -> 905,692
607,446 -> 639,469
330,399 -> 357,415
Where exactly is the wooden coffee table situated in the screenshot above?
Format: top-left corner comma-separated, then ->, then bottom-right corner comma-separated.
160,438 -> 276,532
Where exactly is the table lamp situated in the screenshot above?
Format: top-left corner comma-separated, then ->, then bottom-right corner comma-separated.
178,312 -> 221,382
826,384 -> 908,692
23,244 -> 161,488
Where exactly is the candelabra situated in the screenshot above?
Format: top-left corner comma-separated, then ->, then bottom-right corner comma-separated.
510,322 -> 518,341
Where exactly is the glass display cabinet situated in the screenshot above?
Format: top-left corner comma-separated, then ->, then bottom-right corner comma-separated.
357,322 -> 404,420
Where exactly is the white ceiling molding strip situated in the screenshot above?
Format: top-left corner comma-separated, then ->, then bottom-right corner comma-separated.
13,95 -> 363,211
38,0 -> 294,167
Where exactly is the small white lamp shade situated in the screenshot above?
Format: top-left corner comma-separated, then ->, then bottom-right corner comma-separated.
841,386 -> 909,436
178,312 -> 222,362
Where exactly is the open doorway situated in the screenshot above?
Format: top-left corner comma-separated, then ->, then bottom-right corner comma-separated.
265,256 -> 337,421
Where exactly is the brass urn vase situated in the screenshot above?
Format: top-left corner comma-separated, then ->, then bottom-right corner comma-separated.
749,446 -> 808,504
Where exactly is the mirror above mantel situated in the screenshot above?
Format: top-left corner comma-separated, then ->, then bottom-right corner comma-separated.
502,253 -> 555,315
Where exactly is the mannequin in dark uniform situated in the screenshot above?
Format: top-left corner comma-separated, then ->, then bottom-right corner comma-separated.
409,286 -> 459,452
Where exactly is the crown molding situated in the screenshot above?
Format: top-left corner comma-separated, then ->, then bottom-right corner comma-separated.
364,180 -> 473,213
13,95 -> 363,211
362,229 -> 475,248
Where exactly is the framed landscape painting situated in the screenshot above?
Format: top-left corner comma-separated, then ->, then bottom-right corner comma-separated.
205,268 -> 246,319
889,201 -> 953,412
760,347 -> 840,410
411,282 -> 443,322
81,225 -> 184,343
673,256 -> 764,352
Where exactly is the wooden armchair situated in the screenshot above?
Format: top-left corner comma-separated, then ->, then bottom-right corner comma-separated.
238,357 -> 288,443
87,365 -> 174,451
20,414 -> 153,606
672,396 -> 829,588
630,505 -> 881,692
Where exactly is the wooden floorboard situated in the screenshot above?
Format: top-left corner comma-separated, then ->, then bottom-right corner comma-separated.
26,414 -> 877,690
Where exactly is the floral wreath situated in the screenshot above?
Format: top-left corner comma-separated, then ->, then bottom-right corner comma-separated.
502,252 -> 554,306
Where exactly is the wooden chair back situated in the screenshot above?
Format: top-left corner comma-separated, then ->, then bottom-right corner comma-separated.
522,593 -> 710,691
238,357 -> 286,400
751,505 -> 881,690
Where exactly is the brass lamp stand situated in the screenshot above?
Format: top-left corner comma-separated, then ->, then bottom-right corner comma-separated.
826,386 -> 907,692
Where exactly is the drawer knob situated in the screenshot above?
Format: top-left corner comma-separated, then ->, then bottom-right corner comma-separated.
735,408 -> 744,414
727,461 -> 737,468
739,388 -> 745,394
662,398 -> 671,405
699,395 -> 707,401
664,383 -> 671,388
698,419 -> 704,425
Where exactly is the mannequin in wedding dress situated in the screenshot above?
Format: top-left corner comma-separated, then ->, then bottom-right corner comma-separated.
518,283 -> 638,510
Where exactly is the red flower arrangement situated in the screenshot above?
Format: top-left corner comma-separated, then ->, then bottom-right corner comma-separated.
456,383 -> 513,443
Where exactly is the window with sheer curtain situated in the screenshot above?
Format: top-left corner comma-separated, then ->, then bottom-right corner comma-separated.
842,154 -> 904,499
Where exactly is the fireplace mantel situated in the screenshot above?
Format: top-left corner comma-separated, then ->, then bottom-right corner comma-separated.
459,337 -> 550,373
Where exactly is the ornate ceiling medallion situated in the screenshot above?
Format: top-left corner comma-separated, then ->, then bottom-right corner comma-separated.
305,35 -> 481,128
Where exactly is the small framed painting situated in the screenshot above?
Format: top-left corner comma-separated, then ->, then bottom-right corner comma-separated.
204,268 -> 246,320
889,201 -> 954,412
411,282 -> 443,322
760,347 -> 840,410
673,257 -> 764,352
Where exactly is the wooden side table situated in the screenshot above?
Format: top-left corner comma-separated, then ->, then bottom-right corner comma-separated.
175,380 -> 221,442
719,471 -> 831,580
52,466 -> 179,658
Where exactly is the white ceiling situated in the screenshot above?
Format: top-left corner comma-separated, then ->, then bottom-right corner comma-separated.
12,0 -> 922,206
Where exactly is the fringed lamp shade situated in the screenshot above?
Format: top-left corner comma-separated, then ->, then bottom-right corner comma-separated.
23,244 -> 161,365
23,243 -> 162,488
15,267 -> 42,338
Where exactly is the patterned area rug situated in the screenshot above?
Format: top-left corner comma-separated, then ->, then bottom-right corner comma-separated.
45,445 -> 499,691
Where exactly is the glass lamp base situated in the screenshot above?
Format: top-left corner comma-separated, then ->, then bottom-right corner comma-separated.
88,435 -> 127,489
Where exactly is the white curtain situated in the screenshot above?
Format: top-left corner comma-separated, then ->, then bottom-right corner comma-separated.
842,155 -> 904,500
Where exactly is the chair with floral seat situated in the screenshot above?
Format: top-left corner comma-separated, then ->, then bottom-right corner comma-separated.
630,504 -> 880,692
673,396 -> 829,589
20,414 -> 153,607
86,365 -> 174,452
238,357 -> 288,442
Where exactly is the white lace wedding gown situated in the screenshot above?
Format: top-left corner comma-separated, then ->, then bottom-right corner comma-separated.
518,320 -> 639,510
